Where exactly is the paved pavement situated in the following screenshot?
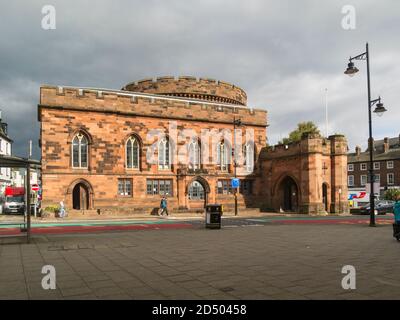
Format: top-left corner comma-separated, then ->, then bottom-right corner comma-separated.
0,216 -> 399,300
0,213 -> 394,236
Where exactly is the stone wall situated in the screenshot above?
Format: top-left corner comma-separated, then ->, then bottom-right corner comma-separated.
259,134 -> 349,214
39,85 -> 267,213
39,82 -> 349,216
122,76 -> 247,105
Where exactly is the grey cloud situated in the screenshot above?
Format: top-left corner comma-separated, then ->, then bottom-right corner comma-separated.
0,0 -> 399,158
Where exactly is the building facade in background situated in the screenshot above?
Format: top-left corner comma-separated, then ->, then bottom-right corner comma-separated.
0,113 -> 12,194
39,76 -> 348,215
11,168 -> 39,188
347,135 -> 400,206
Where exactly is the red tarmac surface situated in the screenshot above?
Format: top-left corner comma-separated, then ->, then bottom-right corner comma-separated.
0,215 -> 394,237
0,222 -> 193,236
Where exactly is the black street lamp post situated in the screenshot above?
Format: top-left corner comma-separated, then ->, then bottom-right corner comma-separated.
344,43 -> 387,227
233,117 -> 242,216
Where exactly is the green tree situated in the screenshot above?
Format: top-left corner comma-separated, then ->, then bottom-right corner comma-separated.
280,121 -> 321,144
384,188 -> 400,201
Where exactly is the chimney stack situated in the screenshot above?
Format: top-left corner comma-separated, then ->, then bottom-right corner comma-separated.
355,146 -> 361,156
383,137 -> 389,153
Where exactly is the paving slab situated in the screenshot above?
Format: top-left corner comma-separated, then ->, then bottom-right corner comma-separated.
0,221 -> 400,299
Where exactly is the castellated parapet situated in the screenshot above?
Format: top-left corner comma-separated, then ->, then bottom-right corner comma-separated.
260,133 -> 347,160
39,85 -> 265,127
122,76 -> 247,106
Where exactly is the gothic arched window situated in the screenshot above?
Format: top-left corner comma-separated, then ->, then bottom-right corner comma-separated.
188,140 -> 201,170
188,180 -> 205,200
72,133 -> 88,168
244,142 -> 254,173
126,136 -> 140,169
158,137 -> 170,170
217,140 -> 229,172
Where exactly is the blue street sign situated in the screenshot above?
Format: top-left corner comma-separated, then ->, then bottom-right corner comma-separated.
231,178 -> 240,188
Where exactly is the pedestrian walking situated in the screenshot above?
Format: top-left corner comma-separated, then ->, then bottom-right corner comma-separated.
159,195 -> 169,216
394,195 -> 400,223
393,195 -> 400,241
59,199 -> 66,218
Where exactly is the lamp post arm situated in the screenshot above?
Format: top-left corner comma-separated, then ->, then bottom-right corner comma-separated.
370,97 -> 381,107
350,51 -> 368,61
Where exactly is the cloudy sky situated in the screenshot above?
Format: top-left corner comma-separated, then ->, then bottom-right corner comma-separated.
1,0 -> 399,158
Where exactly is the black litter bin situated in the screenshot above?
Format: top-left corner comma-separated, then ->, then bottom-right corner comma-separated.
205,204 -> 223,229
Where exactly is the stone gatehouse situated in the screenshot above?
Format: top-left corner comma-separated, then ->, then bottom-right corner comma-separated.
38,76 -> 349,214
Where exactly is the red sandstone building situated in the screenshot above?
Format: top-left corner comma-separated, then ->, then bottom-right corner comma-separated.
38,76 -> 349,215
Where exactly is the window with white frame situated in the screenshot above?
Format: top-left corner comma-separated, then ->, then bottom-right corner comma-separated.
217,140 -> 229,172
126,136 -> 140,169
72,133 -> 88,168
188,139 -> 201,170
374,174 -> 380,183
387,173 -> 394,185
188,180 -> 205,200
118,179 -> 132,196
146,179 -> 172,196
360,175 -> 367,186
348,164 -> 354,172
360,163 -> 367,171
217,179 -> 232,194
158,137 -> 170,170
348,175 -> 354,186
373,162 -> 380,170
243,142 -> 254,173
387,161 -> 394,169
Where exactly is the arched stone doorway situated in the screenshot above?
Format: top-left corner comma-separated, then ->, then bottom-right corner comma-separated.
72,183 -> 90,210
67,179 -> 93,210
322,183 -> 329,212
186,177 -> 210,209
279,176 -> 299,212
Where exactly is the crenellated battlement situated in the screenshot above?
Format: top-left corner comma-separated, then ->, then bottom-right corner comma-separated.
261,133 -> 346,159
39,85 -> 266,127
122,76 -> 247,106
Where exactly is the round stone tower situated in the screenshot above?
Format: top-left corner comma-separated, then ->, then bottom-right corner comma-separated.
122,76 -> 247,106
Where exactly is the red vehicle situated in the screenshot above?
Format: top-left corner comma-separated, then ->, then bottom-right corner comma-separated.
2,187 -> 25,214
5,187 -> 25,196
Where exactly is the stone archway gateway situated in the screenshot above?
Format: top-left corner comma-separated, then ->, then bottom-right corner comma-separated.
279,176 -> 299,212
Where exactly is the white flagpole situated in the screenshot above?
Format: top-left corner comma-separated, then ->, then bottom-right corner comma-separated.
325,88 -> 329,137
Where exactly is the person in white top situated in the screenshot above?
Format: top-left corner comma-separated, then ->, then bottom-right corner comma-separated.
59,199 -> 66,218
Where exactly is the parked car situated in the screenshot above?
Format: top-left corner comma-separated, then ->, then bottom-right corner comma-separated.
2,195 -> 25,214
358,200 -> 395,215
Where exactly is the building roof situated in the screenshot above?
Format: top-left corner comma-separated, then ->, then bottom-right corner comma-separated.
348,149 -> 400,163
367,136 -> 400,153
0,122 -> 12,143
0,155 -> 40,168
348,135 -> 400,163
